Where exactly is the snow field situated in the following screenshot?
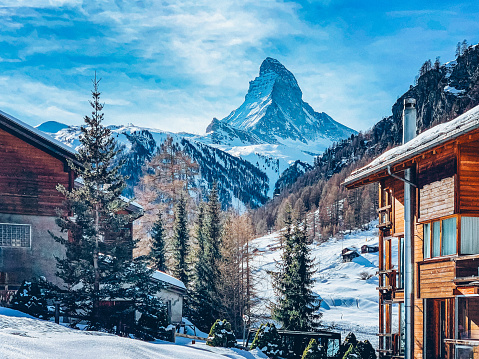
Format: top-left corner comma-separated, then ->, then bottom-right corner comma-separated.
250,222 -> 385,347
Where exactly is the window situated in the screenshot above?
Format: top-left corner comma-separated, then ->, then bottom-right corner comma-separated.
461,217 -> 479,255
442,217 -> 456,255
424,223 -> 431,259
432,221 -> 441,257
423,217 -> 457,258
0,223 -> 31,247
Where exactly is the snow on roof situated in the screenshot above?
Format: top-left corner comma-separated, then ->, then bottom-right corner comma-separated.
152,270 -> 186,291
344,104 -> 479,187
0,109 -> 78,157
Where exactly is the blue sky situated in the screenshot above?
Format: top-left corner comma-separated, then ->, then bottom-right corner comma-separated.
1,1 -> 478,134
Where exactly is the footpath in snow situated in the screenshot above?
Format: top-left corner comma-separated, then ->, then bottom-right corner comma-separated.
250,222 -> 384,346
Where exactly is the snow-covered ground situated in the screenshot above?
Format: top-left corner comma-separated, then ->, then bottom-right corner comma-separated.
0,308 -> 266,359
250,222 -> 383,347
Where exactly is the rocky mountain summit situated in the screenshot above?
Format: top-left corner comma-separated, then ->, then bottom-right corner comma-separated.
40,58 -> 355,209
209,57 -> 356,153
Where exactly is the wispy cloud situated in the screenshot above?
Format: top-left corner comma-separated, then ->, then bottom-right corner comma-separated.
0,1 -> 478,134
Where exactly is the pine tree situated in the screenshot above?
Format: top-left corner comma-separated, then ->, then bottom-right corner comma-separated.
150,211 -> 167,272
51,75 -> 165,333
273,205 -> 321,331
172,192 -> 189,286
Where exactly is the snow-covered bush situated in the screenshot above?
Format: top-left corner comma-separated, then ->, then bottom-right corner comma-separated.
206,319 -> 237,347
10,279 -> 51,319
250,322 -> 284,358
301,338 -> 326,359
340,333 -> 376,359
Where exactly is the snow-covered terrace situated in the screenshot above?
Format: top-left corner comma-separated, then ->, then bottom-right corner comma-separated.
344,104 -> 479,188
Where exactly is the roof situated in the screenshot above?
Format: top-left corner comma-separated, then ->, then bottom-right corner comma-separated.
0,109 -> 80,165
344,104 -> 479,188
152,270 -> 186,291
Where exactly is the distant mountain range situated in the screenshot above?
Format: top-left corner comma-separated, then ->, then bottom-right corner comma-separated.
37,58 -> 355,208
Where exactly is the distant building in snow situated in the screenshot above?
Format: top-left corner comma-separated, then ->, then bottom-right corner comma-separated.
361,244 -> 379,253
151,271 -> 186,325
341,248 -> 359,262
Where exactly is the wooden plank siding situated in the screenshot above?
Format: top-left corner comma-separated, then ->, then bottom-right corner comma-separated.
418,260 -> 455,298
459,141 -> 479,213
0,128 -> 71,216
419,176 -> 455,221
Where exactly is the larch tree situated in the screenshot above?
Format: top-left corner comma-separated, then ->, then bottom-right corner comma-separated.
219,211 -> 255,335
134,136 -> 198,258
51,76 -> 165,334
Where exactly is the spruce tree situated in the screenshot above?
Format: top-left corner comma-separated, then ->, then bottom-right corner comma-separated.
51,75 -> 165,334
150,211 -> 167,272
273,205 -> 321,331
188,202 -> 211,330
172,192 -> 189,286
189,185 -> 223,331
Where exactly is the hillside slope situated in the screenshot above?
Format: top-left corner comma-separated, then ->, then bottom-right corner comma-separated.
250,222 -> 385,346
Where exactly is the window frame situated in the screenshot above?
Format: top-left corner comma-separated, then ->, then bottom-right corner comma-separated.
0,223 -> 32,248
422,214 -> 459,259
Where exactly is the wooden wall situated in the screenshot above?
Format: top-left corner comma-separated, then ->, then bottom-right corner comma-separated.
460,141 -> 479,213
418,260 -> 455,298
0,128 -> 71,217
419,176 -> 454,221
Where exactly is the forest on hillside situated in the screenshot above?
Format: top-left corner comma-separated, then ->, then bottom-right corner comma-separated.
252,41 -> 479,240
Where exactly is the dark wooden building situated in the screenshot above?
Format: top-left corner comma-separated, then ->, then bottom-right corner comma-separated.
0,110 -> 142,303
345,103 -> 479,358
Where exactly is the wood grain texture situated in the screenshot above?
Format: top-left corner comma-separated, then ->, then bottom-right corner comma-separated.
0,128 -> 71,216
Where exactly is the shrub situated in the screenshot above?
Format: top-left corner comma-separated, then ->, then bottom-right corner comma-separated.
250,322 -> 284,358
10,279 -> 51,319
302,338 -> 326,359
207,319 -> 237,347
358,271 -> 373,280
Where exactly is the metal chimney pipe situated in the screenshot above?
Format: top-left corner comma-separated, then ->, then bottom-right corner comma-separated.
403,98 -> 416,359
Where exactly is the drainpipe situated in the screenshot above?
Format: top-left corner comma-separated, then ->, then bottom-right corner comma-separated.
403,98 -> 416,359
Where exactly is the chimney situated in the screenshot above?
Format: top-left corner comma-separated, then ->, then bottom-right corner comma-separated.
402,98 -> 417,144
402,97 -> 416,359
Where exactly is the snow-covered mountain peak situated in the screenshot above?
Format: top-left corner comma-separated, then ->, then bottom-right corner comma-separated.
218,57 -> 356,148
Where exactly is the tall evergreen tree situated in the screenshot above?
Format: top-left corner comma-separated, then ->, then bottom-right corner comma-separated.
150,211 -> 167,272
273,205 -> 321,331
172,192 -> 189,286
51,75 -> 165,333
189,185 -> 223,330
188,203 -> 211,330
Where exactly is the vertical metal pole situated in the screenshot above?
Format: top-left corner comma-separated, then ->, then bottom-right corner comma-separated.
403,98 -> 416,359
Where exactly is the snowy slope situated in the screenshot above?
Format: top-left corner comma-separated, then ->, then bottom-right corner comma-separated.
250,221 -> 385,346
0,308 -> 265,359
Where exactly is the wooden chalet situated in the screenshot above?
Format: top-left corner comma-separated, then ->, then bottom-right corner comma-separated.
0,110 -> 142,303
344,101 -> 479,358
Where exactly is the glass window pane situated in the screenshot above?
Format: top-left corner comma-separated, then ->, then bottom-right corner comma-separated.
441,217 -> 456,255
424,223 -> 431,259
432,221 -> 441,257
461,217 -> 479,255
